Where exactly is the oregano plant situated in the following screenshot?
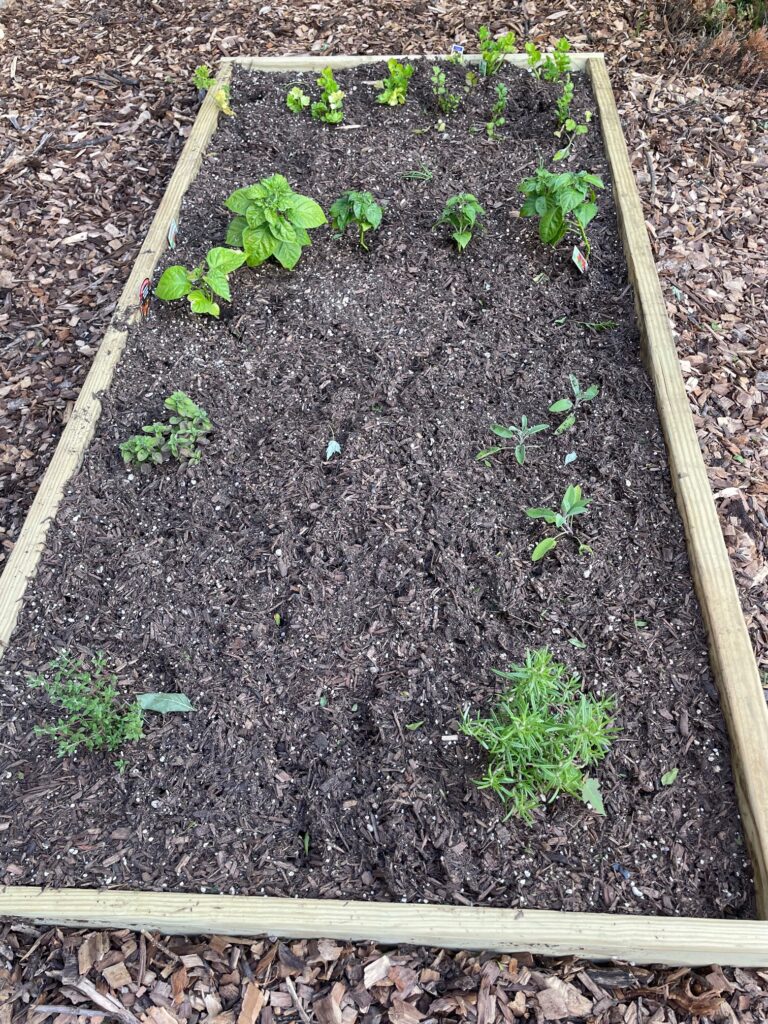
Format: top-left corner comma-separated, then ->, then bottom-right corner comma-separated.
155,247 -> 246,317
120,392 -> 212,468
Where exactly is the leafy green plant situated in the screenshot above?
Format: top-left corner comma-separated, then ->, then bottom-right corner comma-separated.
526,483 -> 592,561
430,65 -> 461,116
476,415 -> 548,466
329,190 -> 383,249
519,167 -> 604,255
120,392 -> 212,468
311,66 -> 345,123
225,174 -> 326,270
459,647 -> 616,822
555,75 -> 575,127
553,106 -> 592,161
286,85 -> 311,113
477,25 -> 516,77
29,652 -> 144,758
155,247 -> 246,317
377,58 -> 414,105
486,82 -> 508,139
549,374 -> 599,433
525,37 -> 572,82
436,193 -> 484,252
193,65 -> 233,116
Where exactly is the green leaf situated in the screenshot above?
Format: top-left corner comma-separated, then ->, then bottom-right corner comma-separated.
225,188 -> 254,214
554,412 -> 576,434
514,444 -> 525,465
539,206 -> 565,246
273,239 -> 302,270
553,148 -> 569,161
581,776 -> 606,815
453,230 -> 472,251
326,439 -> 342,460
532,537 -> 558,561
581,384 -> 600,401
564,452 -> 577,466
203,269 -> 230,301
490,424 -> 515,439
290,194 -> 327,228
526,508 -> 558,523
206,246 -> 246,274
187,290 -> 219,317
476,447 -> 501,460
243,225 -> 277,266
549,398 -> 573,414
155,266 -> 192,300
137,692 -> 195,714
661,768 -> 679,786
574,202 -> 598,228
568,637 -> 586,649
406,720 -> 424,731
225,216 -> 247,247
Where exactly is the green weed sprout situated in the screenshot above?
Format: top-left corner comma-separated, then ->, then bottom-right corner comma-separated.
120,391 -> 212,468
477,25 -> 516,77
193,64 -> 233,116
436,193 -> 485,252
155,247 -> 246,317
286,85 -> 311,113
526,483 -> 592,561
476,415 -> 548,466
377,59 -> 414,105
430,65 -> 461,116
329,191 -> 383,249
486,83 -> 508,139
549,374 -> 599,433
519,167 -> 604,256
311,67 -> 345,123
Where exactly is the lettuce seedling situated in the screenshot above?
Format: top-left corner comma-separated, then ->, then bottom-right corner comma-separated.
286,85 -> 311,113
476,415 -> 548,466
155,247 -> 246,317
525,37 -> 572,82
377,58 -> 414,105
193,64 -> 233,116
549,374 -> 599,433
311,66 -> 345,123
120,391 -> 212,468
430,65 -> 461,115
519,167 -> 603,255
225,174 -> 326,270
477,25 -> 516,77
486,82 -> 508,139
526,484 -> 592,561
329,190 -> 383,250
436,193 -> 485,252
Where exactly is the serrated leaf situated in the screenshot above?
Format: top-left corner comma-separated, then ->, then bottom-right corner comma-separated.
137,692 -> 195,714
581,776 -> 605,815
155,266 -> 192,301
532,537 -> 558,561
661,768 -> 679,786
326,439 -> 342,460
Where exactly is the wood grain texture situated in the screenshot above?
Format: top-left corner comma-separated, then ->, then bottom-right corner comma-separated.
227,53 -> 600,71
0,65 -> 232,658
588,55 -> 768,919
2,887 -> 767,967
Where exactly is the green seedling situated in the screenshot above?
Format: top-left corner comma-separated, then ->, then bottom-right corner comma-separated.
430,65 -> 461,116
311,66 -> 345,123
193,64 -> 233,115
573,318 -> 617,333
459,647 -> 616,822
549,374 -> 599,433
377,58 -> 414,105
329,190 -> 383,249
526,483 -> 592,561
406,720 -> 424,730
556,76 -> 575,127
519,167 -> 604,256
29,652 -> 144,759
476,415 -> 548,466
525,37 -> 572,82
401,164 -> 434,182
553,108 -> 592,161
436,193 -> 485,252
486,82 -> 508,139
477,25 -> 516,77
155,246 -> 246,317
286,85 -> 311,113
120,391 -> 212,468
465,70 -> 480,89
326,437 -> 342,460
225,174 -> 326,270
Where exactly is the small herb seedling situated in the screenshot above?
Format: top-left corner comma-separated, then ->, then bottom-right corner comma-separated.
401,164 -> 434,182
486,82 -> 508,139
526,484 -> 592,561
329,190 -> 383,249
120,391 -> 212,468
377,58 -> 414,105
519,167 -> 604,256
225,174 -> 326,270
311,66 -> 345,124
155,246 -> 246,317
476,416 -> 548,466
573,318 -> 617,333
286,85 -> 311,113
436,193 -> 485,252
477,25 -> 516,77
549,374 -> 599,433
430,65 -> 461,116
525,37 -> 572,83
193,64 -> 233,115
553,107 -> 592,161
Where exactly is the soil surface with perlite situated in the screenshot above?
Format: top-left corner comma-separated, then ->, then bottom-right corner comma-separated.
0,63 -> 753,917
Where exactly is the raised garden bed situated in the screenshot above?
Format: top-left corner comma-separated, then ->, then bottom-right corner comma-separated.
1,53 -> 768,966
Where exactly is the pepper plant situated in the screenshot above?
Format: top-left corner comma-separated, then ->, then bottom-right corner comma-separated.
225,174 -> 326,270
436,193 -> 485,252
311,67 -> 345,123
549,374 -> 599,433
120,392 -> 213,468
377,59 -> 414,105
477,25 -> 516,77
476,416 -> 548,466
329,191 -> 383,249
526,484 -> 592,561
519,167 -> 603,255
155,247 -> 246,317
193,64 -> 233,115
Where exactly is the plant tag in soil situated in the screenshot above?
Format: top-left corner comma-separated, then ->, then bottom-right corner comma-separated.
167,218 -> 178,249
139,277 -> 151,317
572,246 -> 588,274
451,43 -> 464,55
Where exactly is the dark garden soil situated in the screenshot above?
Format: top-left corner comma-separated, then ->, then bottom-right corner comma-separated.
0,63 -> 754,917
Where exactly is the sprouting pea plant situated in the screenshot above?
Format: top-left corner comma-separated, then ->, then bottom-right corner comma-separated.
549,374 -> 599,433
519,167 -> 604,256
476,415 -> 548,466
193,64 -> 233,116
329,191 -> 383,250
477,25 -> 516,77
526,483 -> 592,561
436,194 -> 485,252
286,85 -> 311,113
155,247 -> 246,318
29,652 -> 144,758
225,174 -> 326,270
430,65 -> 461,116
311,66 -> 345,123
459,647 -> 617,822
486,82 -> 508,139
525,37 -> 572,82
553,108 -> 592,161
377,58 -> 414,105
120,392 -> 212,468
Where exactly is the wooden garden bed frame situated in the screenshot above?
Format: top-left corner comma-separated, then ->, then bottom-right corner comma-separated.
1,54 -> 767,968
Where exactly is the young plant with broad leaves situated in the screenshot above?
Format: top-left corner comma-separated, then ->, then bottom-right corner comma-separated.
436,193 -> 485,252
193,64 -> 233,116
526,483 -> 592,561
120,392 -> 212,469
459,647 -> 617,822
486,83 -> 508,139
525,37 -> 572,82
311,66 -> 345,123
430,65 -> 461,116
155,247 -> 246,317
329,191 -> 383,250
477,25 -> 516,77
519,167 -> 604,256
549,374 -> 599,433
225,174 -> 326,270
286,85 -> 311,113
377,59 -> 414,105
476,415 -> 548,466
